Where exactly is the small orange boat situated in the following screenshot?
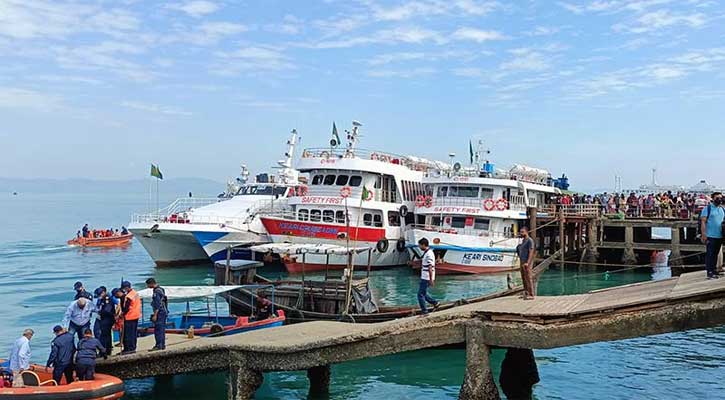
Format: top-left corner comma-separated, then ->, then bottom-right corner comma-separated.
67,233 -> 133,247
0,362 -> 124,399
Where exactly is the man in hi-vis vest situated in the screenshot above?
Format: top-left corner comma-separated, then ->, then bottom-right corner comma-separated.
120,281 -> 141,355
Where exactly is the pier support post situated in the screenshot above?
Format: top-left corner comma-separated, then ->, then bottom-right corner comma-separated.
499,348 -> 540,400
622,226 -> 637,265
668,227 -> 682,267
307,365 -> 331,397
459,321 -> 500,400
581,220 -> 599,264
228,365 -> 263,400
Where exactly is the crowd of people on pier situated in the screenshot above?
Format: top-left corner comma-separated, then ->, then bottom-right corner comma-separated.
78,224 -> 129,239
553,191 -> 712,219
3,279 -> 167,388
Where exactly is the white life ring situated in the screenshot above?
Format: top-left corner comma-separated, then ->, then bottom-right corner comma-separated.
483,199 -> 495,211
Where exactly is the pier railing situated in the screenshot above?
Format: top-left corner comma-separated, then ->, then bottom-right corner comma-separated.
131,197 -> 290,227
537,204 -> 601,218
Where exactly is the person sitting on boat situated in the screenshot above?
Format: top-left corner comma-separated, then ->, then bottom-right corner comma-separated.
75,329 -> 106,381
62,297 -> 94,342
7,328 -> 34,387
121,226 -> 129,235
254,294 -> 273,320
82,224 -> 89,238
74,281 -> 93,301
145,278 -> 168,351
46,325 -> 75,385
76,230 -> 81,239
94,287 -> 115,357
114,229 -> 120,236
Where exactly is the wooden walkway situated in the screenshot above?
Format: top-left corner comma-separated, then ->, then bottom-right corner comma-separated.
97,271 -> 725,399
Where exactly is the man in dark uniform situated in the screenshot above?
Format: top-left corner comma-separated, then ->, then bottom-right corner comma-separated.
145,278 -> 168,351
46,325 -> 75,385
75,329 -> 105,381
94,287 -> 115,357
74,281 -> 93,301
82,224 -> 89,238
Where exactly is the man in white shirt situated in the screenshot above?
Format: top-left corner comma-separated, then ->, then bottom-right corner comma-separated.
418,238 -> 440,315
8,328 -> 34,387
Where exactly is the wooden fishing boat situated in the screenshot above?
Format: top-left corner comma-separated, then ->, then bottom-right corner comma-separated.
0,361 -> 124,399
67,233 -> 133,248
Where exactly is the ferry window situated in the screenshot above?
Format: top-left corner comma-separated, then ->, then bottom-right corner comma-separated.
349,176 -> 362,187
437,186 -> 448,197
474,218 -> 490,230
449,186 -> 458,197
323,175 -> 336,185
432,216 -> 442,226
323,210 -> 335,222
335,211 -> 346,224
416,214 -> 425,225
310,209 -> 322,222
298,209 -> 309,221
405,212 -> 415,226
387,211 -> 400,227
373,214 -> 383,227
451,217 -> 467,229
336,175 -> 349,186
363,213 -> 373,226
458,186 -> 479,198
312,175 -> 324,185
274,187 -> 287,196
480,188 -> 494,199
374,175 -> 382,189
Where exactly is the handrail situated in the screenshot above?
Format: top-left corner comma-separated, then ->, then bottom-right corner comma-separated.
410,224 -> 515,239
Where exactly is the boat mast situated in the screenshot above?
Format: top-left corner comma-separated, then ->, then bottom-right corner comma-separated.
276,129 -> 299,184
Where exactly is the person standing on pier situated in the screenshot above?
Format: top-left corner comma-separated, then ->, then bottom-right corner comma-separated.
120,281 -> 141,355
700,192 -> 724,279
417,238 -> 440,315
94,287 -> 115,357
74,281 -> 93,301
46,325 -> 75,385
145,278 -> 168,351
62,297 -> 93,341
517,227 -> 536,300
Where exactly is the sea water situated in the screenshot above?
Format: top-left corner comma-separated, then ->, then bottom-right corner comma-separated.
1,193 -> 724,399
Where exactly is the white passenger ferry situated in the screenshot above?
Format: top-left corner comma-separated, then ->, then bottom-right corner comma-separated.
406,146 -> 561,274
257,122 -> 439,273
129,131 -> 302,266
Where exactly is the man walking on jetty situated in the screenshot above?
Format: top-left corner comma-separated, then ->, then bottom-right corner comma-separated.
417,238 -> 440,315
517,227 -> 536,300
701,192 -> 724,279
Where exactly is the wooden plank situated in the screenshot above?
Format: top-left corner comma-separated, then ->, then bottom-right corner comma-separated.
589,277 -> 678,294
571,279 -> 677,315
474,294 -> 589,317
669,271 -> 725,300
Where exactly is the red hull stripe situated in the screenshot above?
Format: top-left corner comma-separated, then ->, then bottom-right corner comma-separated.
261,217 -> 386,242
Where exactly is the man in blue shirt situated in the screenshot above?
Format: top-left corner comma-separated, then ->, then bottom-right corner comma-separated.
46,325 -> 75,385
701,192 -> 724,279
62,298 -> 94,341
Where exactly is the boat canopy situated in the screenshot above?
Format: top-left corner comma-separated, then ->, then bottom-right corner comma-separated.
137,285 -> 243,300
250,243 -> 371,255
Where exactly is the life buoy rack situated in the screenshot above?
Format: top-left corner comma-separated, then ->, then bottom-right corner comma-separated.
415,195 -> 426,207
376,238 -> 389,253
399,204 -> 409,218
396,238 -> 407,252
483,198 -> 495,211
496,198 -> 509,211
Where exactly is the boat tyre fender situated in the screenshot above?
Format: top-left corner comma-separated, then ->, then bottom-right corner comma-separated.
396,238 -> 407,252
209,323 -> 225,336
376,239 -> 389,253
399,204 -> 409,218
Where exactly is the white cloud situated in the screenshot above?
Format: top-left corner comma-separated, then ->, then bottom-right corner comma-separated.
169,21 -> 249,45
54,41 -> 154,82
309,26 -> 446,49
368,0 -> 498,21
0,87 -> 63,111
613,9 -> 707,33
212,46 -> 294,76
368,52 -> 426,66
367,67 -> 436,78
121,100 -> 192,116
527,26 -> 560,36
452,28 -> 507,42
500,48 -> 555,71
167,1 -> 219,18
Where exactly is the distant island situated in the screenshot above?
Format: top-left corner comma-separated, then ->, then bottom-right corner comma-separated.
1,177 -> 226,197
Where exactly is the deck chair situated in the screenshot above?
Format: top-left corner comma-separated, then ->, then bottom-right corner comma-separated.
20,370 -> 57,387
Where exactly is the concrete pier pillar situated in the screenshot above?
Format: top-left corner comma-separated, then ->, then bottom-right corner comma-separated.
307,365 -> 331,397
669,227 -> 682,267
459,322 -> 500,400
499,348 -> 540,400
582,221 -> 599,264
622,226 -> 637,265
228,365 -> 263,400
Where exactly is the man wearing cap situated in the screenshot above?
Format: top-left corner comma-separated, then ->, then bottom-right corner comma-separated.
120,281 -> 141,355
46,326 -> 75,385
73,281 -> 93,301
62,297 -> 94,342
7,328 -> 33,387
146,278 -> 168,351
94,287 -> 116,357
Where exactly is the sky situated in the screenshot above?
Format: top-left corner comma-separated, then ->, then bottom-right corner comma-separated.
1,0 -> 724,191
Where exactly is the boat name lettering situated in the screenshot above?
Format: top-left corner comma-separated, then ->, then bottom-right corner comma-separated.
301,196 -> 345,205
452,177 -> 470,182
278,222 -> 339,235
461,253 -> 504,264
431,206 -> 482,214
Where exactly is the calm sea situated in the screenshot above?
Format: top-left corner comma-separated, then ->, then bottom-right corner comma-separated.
1,192 -> 724,399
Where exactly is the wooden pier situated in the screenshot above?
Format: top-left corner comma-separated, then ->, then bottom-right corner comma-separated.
97,270 -> 725,399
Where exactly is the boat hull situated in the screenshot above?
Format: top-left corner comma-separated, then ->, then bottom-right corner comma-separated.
128,223 -> 210,266
137,312 -> 285,337
0,360 -> 124,399
193,229 -> 269,262
66,234 -> 133,248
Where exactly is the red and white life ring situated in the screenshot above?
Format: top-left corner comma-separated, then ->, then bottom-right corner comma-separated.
296,186 -> 308,196
424,195 -> 433,208
483,199 -> 495,211
496,198 -> 508,211
415,195 -> 426,207
340,186 -> 352,198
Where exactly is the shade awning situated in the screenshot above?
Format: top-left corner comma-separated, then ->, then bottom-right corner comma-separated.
249,243 -> 371,256
137,285 -> 243,300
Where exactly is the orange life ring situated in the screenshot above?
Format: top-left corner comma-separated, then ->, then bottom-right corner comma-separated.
483,199 -> 495,211
496,198 -> 508,211
415,195 -> 426,207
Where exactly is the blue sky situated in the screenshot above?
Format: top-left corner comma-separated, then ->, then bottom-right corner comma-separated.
1,0 -> 724,190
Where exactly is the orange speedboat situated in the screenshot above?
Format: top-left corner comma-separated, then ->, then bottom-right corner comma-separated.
0,362 -> 124,399
67,233 -> 133,248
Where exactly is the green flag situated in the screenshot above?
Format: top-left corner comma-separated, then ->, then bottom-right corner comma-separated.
361,186 -> 372,201
469,140 -> 474,164
332,122 -> 341,146
150,164 -> 163,180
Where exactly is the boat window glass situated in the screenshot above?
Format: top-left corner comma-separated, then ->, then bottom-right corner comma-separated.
432,216 -> 442,226
405,211 -> 416,226
323,175 -> 336,185
437,186 -> 448,197
373,214 -> 383,227
374,175 -> 382,189
323,210 -> 335,222
336,175 -> 349,186
480,188 -> 494,199
457,186 -> 479,198
451,217 -> 467,228
312,175 -> 324,185
388,211 -> 400,227
298,209 -> 309,221
335,211 -> 346,224
416,214 -> 425,225
349,176 -> 362,187
310,209 -> 322,222
363,213 -> 373,226
274,187 -> 287,196
474,218 -> 490,230
449,186 -> 458,197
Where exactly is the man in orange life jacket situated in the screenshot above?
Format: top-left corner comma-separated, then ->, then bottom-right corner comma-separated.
120,281 -> 141,355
